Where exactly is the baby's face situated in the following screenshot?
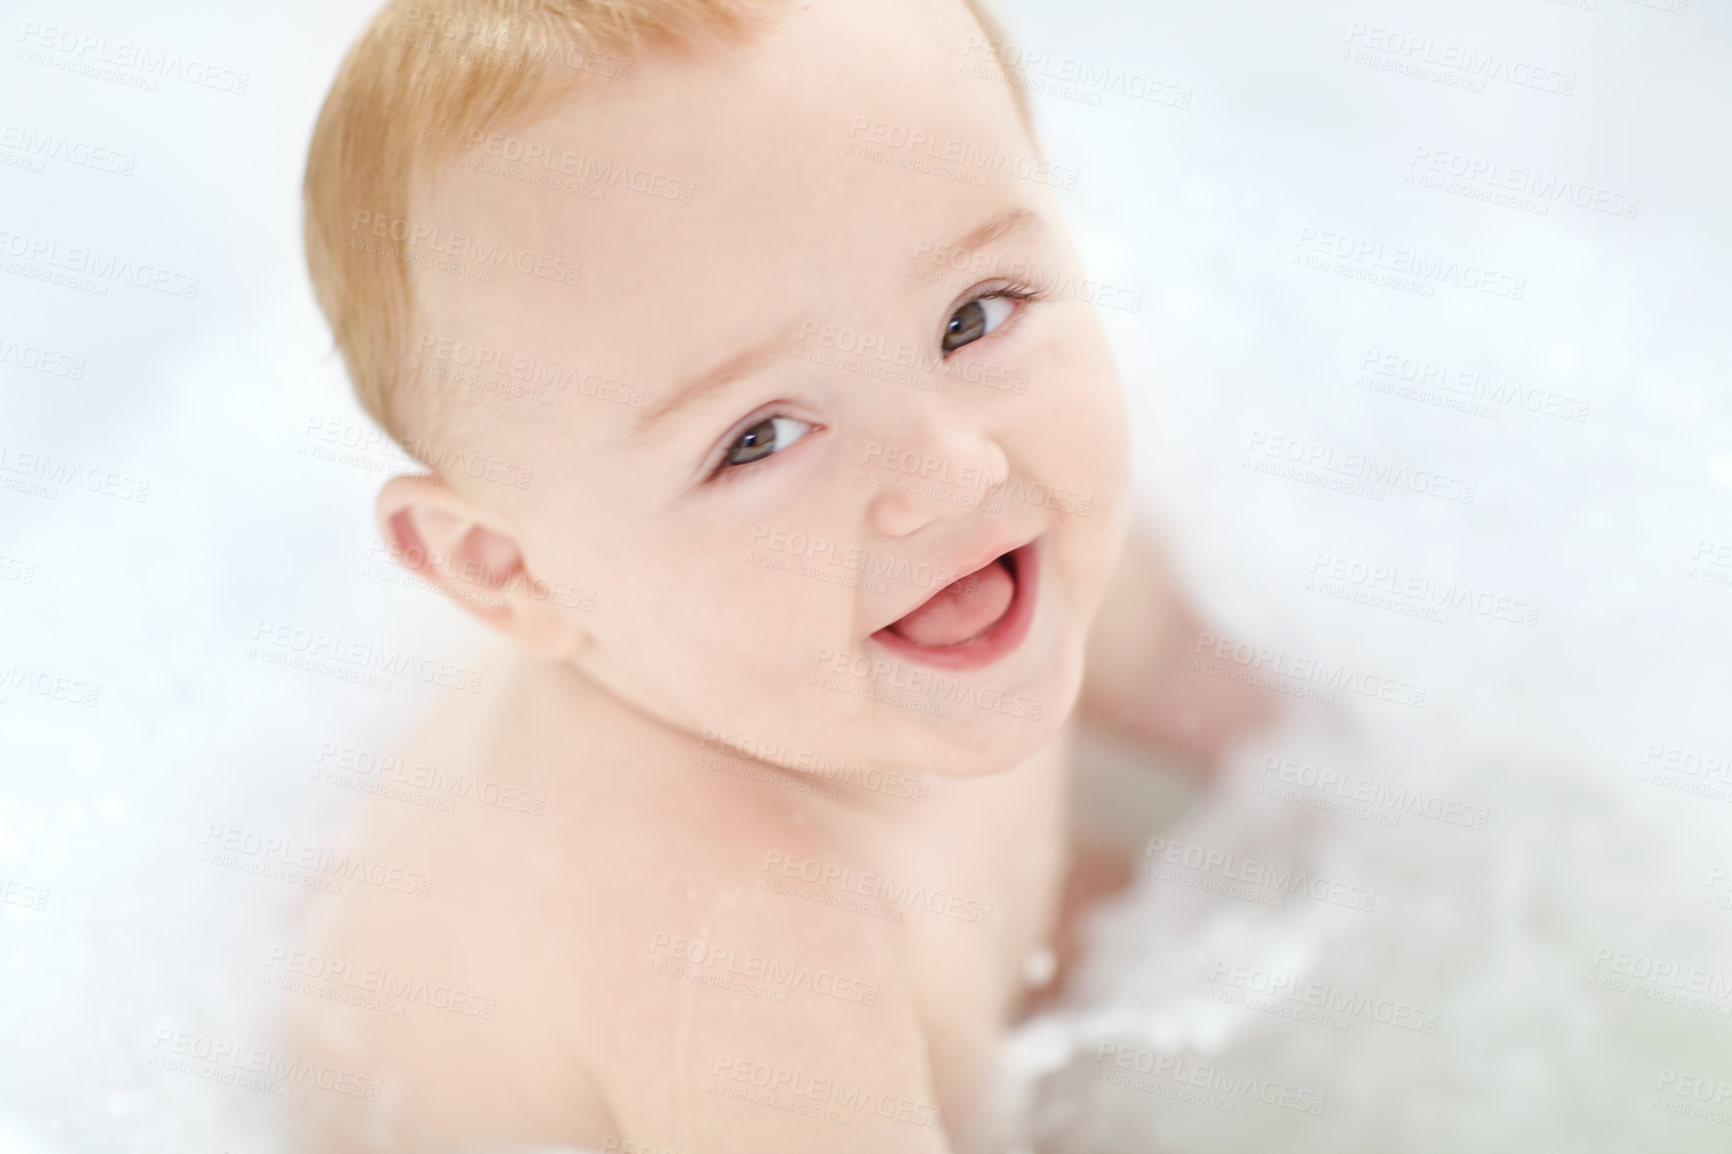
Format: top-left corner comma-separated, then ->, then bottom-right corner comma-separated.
408,0 -> 1130,777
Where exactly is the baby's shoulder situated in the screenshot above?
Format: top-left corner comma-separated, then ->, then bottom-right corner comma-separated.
294,657 -> 951,1150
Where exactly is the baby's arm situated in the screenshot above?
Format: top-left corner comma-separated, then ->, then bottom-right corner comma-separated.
1077,519 -> 1274,766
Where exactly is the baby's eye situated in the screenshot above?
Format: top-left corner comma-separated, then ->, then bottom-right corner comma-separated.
721,415 -> 812,468
943,294 -> 1017,353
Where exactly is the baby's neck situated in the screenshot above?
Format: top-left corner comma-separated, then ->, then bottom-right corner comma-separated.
503,651 -> 1074,858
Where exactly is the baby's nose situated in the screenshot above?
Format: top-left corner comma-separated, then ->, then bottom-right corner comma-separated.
861,432 -> 1010,539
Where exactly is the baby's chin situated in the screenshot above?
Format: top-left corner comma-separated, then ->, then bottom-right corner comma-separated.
823,639 -> 1088,777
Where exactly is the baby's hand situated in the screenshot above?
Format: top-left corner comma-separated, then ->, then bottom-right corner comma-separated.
1077,522 -> 1276,767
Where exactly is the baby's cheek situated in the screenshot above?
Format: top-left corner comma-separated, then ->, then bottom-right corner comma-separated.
1046,413 -> 1128,530
707,562 -> 845,661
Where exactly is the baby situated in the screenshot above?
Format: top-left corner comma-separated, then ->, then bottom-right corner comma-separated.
292,1 -> 1265,1150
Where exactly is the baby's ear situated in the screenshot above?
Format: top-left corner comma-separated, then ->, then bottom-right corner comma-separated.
375,474 -> 588,661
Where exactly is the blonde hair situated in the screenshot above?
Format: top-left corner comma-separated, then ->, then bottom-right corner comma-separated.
303,0 -> 1031,459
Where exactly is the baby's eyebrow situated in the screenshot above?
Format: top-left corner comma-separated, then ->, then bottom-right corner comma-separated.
949,206 -> 1041,255
635,208 -> 1042,436
635,331 -> 788,435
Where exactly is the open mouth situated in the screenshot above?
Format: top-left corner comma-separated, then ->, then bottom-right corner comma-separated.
869,540 -> 1039,671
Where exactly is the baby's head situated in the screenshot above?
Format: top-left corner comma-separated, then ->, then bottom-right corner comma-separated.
304,0 -> 1131,778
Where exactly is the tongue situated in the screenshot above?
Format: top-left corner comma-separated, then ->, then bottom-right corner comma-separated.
886,557 -> 1015,647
